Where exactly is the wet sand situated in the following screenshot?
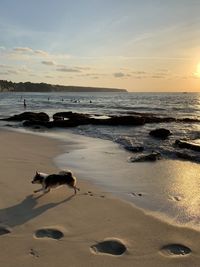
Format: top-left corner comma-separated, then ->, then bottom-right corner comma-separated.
0,129 -> 199,267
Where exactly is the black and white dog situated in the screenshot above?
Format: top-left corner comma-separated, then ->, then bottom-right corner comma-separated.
31,170 -> 80,195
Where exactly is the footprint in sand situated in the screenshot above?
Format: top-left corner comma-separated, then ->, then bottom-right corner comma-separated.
90,239 -> 127,256
84,191 -> 94,196
29,248 -> 39,258
0,226 -> 11,236
160,244 -> 191,256
34,228 -> 64,240
130,192 -> 143,197
169,196 -> 182,201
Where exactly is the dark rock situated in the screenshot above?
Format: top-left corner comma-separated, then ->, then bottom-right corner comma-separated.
2,112 -> 49,122
22,120 -> 50,128
5,124 -> 14,127
145,117 -> 175,123
115,137 -> 144,152
175,140 -> 200,152
127,146 -> 144,152
178,118 -> 200,123
53,112 -> 90,120
149,128 -> 172,139
52,113 -> 145,127
176,152 -> 197,161
130,152 -> 161,162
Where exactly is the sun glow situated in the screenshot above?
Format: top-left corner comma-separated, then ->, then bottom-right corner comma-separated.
194,63 -> 200,77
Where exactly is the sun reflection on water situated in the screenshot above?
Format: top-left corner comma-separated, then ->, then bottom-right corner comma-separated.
164,161 -> 200,225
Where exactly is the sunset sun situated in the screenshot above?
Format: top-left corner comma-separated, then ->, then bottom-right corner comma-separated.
195,63 -> 200,77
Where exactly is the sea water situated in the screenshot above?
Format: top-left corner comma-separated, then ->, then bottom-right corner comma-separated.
0,91 -> 200,162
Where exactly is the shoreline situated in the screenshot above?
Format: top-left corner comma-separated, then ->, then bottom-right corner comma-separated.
4,126 -> 200,229
0,128 -> 199,266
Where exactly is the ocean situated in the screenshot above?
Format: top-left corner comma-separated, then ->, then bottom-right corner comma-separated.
0,91 -> 200,162
0,91 -> 200,228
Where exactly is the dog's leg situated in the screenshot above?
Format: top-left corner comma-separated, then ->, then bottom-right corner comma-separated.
34,188 -> 43,193
44,187 -> 50,194
73,186 -> 80,195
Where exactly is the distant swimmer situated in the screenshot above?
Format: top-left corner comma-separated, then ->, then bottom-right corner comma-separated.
24,99 -> 27,108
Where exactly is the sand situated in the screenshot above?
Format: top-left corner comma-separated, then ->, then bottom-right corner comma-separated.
0,129 -> 199,267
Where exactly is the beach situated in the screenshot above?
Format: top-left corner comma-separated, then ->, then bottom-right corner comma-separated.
0,129 -> 199,267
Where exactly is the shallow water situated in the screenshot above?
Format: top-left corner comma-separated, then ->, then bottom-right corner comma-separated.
53,131 -> 200,229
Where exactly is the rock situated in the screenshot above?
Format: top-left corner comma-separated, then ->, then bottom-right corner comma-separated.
127,146 -> 144,152
149,128 -> 172,139
2,112 -> 49,122
175,140 -> 200,152
130,152 -> 161,162
176,152 -> 197,161
53,112 -> 90,120
115,137 -> 144,152
145,116 -> 175,123
52,113 -> 145,127
22,120 -> 50,128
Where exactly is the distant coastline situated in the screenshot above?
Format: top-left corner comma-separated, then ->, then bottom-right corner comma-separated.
0,80 -> 127,93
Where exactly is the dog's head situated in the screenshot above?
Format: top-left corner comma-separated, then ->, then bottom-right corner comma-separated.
31,171 -> 45,184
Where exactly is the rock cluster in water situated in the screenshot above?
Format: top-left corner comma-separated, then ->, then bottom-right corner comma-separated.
2,111 -> 200,163
2,111 -> 200,129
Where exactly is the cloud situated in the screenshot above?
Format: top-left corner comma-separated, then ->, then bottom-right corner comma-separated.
151,75 -> 164,79
56,66 -> 81,73
75,66 -> 91,70
113,72 -> 129,78
41,60 -> 56,66
133,76 -> 145,79
12,47 -> 50,58
114,72 -> 125,78
13,47 -> 33,53
34,50 -> 49,57
0,71 -> 8,75
1,47 -> 71,64
7,69 -> 19,74
0,64 -> 13,69
132,71 -> 147,75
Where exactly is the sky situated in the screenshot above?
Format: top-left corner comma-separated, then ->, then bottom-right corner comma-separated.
0,0 -> 200,92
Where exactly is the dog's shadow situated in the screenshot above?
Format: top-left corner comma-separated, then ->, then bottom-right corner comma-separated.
0,194 -> 74,228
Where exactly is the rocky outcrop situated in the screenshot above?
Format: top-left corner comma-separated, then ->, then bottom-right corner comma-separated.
149,128 -> 172,139
2,112 -> 49,122
175,140 -> 200,152
130,152 -> 161,162
2,111 -> 200,130
176,152 -> 197,161
53,112 -> 90,120
115,137 -> 144,152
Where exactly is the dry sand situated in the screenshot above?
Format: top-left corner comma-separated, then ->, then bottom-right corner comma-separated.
0,129 -> 199,267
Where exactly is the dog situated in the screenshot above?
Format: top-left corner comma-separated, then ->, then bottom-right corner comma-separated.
31,170 -> 80,195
